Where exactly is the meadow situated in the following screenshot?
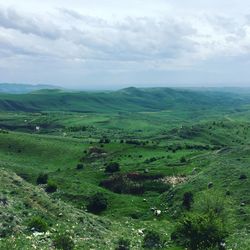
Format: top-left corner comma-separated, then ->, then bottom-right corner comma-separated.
0,87 -> 249,249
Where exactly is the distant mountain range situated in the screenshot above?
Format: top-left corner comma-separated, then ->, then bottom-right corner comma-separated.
0,85 -> 248,113
0,83 -> 58,94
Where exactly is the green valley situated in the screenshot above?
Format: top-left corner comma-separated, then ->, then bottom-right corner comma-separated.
0,87 -> 249,249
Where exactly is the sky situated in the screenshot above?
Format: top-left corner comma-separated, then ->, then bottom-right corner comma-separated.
0,0 -> 250,89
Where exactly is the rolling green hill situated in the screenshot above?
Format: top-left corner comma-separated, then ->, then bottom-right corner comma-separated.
0,87 -> 247,113
0,87 -> 250,249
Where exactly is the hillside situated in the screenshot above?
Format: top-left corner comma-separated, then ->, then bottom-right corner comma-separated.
0,87 -> 247,113
0,168 -> 112,249
0,87 -> 250,249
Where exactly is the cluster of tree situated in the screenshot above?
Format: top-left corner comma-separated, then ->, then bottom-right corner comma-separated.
66,126 -> 87,132
124,140 -> 147,146
105,162 -> 120,173
99,137 -> 111,144
178,126 -> 203,139
0,129 -> 9,134
36,173 -> 57,193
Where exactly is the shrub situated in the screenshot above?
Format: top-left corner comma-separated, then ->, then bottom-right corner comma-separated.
46,181 -> 57,193
105,162 -> 120,173
18,172 -> 31,181
180,156 -> 187,163
36,173 -> 48,185
195,192 -> 227,220
143,230 -> 162,249
0,212 -> 19,237
53,232 -> 75,250
28,216 -> 48,232
239,174 -> 247,180
87,193 -> 108,214
116,238 -> 130,250
144,157 -> 157,164
171,212 -> 227,250
182,191 -> 194,210
76,164 -> 84,170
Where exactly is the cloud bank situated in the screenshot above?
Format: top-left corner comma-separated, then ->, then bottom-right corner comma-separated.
0,0 -> 250,88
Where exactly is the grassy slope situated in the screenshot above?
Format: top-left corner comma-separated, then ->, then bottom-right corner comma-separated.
0,87 -> 246,113
0,168 -> 113,249
1,168 -> 179,249
1,88 -> 250,249
1,119 -> 250,249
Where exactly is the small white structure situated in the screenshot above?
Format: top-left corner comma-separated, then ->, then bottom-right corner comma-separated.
35,126 -> 40,131
154,210 -> 162,216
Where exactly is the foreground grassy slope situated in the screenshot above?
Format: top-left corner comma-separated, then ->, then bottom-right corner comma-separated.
0,168 -> 113,249
1,168 -> 179,249
1,120 -> 250,249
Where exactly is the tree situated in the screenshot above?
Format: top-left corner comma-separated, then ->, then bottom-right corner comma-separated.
46,181 -> 57,193
171,212 -> 227,250
143,230 -> 162,249
116,239 -> 130,250
87,193 -> 108,214
182,191 -> 194,210
76,163 -> 84,170
173,192 -> 228,250
53,232 -> 75,250
180,156 -> 187,163
105,162 -> 120,173
36,173 -> 48,185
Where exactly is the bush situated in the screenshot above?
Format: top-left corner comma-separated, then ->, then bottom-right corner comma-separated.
87,193 -> 108,214
171,212 -> 227,250
180,156 -> 187,163
105,162 -> 120,173
116,238 -> 130,250
28,216 -> 48,232
0,212 -> 20,237
46,181 -> 57,193
36,173 -> 48,185
195,192 -> 227,220
53,232 -> 75,250
182,191 -> 194,210
76,164 -> 84,170
143,230 -> 162,249
239,174 -> 247,180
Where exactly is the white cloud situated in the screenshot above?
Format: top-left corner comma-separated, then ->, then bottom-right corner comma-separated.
0,0 -> 250,87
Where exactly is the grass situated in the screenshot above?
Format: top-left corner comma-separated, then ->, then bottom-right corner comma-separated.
0,87 -> 250,249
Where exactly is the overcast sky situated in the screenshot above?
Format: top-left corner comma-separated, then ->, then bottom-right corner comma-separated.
0,0 -> 250,89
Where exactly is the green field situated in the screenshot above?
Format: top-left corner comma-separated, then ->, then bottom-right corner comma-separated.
0,87 -> 249,249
